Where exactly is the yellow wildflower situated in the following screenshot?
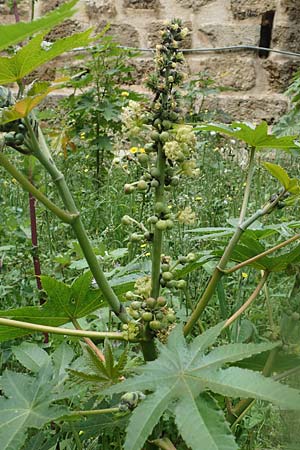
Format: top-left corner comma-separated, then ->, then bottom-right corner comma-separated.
121,91 -> 129,97
129,146 -> 145,154
242,272 -> 248,279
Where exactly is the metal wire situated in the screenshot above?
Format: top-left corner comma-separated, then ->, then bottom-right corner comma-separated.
72,44 -> 300,58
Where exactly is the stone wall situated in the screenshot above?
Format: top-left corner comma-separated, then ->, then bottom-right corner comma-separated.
1,0 -> 300,122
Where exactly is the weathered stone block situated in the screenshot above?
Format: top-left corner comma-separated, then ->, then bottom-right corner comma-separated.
45,19 -> 83,41
189,56 -> 256,91
263,59 -> 300,92
204,94 -> 288,122
231,0 -> 276,20
128,58 -> 155,84
175,0 -> 215,11
86,0 -> 116,19
280,0 -> 300,23
148,21 -> 192,48
272,25 -> 300,53
40,0 -> 64,15
198,24 -> 260,47
96,22 -> 140,47
123,0 -> 160,8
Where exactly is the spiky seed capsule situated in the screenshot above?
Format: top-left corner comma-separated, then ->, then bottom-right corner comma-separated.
125,291 -> 135,300
130,233 -> 142,242
187,252 -> 197,262
166,313 -> 176,323
160,131 -> 170,142
142,312 -> 153,322
156,220 -> 168,230
154,202 -> 167,214
131,301 -> 142,310
165,219 -> 174,229
137,153 -> 149,164
146,297 -> 157,309
161,263 -> 170,272
151,179 -> 160,188
147,215 -> 159,224
129,309 -> 140,319
155,312 -> 164,320
121,215 -> 131,225
124,184 -> 135,194
291,312 -> 300,321
157,296 -> 167,306
176,279 -> 187,289
178,255 -> 188,264
162,271 -> 173,281
137,180 -> 148,191
150,167 -> 161,179
150,320 -> 162,330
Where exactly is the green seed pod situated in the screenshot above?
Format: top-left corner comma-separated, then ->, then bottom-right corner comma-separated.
137,153 -> 149,165
155,311 -> 164,320
162,120 -> 172,129
176,279 -> 187,289
130,233 -> 143,242
166,280 -> 177,288
160,131 -> 170,142
161,263 -> 170,272
144,142 -> 154,152
157,296 -> 167,307
4,133 -> 15,144
147,215 -> 159,224
121,215 -> 132,225
156,220 -> 168,231
131,301 -> 142,310
291,312 -> 300,321
187,253 -> 197,262
125,291 -> 135,300
150,131 -> 160,141
14,132 -> 25,144
150,167 -> 161,179
129,309 -> 140,320
178,255 -> 188,264
124,184 -> 135,194
166,313 -> 176,323
149,320 -> 162,330
154,202 -> 167,214
162,271 -> 173,281
171,176 -> 180,186
151,179 -> 160,188
144,231 -> 152,241
146,297 -> 157,309
142,312 -> 153,322
137,180 -> 148,191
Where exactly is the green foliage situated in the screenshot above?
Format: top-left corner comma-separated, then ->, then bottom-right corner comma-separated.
105,323 -> 300,450
69,339 -> 128,387
0,30 -> 93,86
0,364 -> 67,450
0,0 -> 79,51
197,121 -> 300,150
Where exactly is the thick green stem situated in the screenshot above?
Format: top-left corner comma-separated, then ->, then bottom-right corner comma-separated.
184,148 -> 256,336
183,162 -> 286,336
0,152 -> 76,224
24,118 -> 129,324
225,233 -> 300,275
68,407 -> 120,417
0,317 -> 127,340
224,271 -> 269,329
150,143 -> 166,299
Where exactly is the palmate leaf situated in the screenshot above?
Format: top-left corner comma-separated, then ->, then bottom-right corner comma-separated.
105,323 -> 300,450
196,121 -> 300,150
0,364 -> 67,450
0,0 -> 79,51
0,29 -> 93,85
0,271 -> 104,342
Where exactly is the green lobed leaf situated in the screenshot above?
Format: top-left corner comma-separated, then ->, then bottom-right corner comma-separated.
0,29 -> 94,85
175,393 -> 238,450
124,388 -> 174,450
262,162 -> 291,190
197,121 -> 300,150
0,366 -> 67,450
105,324 -> 300,450
0,0 -> 79,51
12,342 -> 50,373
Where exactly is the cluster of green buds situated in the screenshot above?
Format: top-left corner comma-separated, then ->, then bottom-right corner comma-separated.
125,293 -> 176,333
118,391 -> 145,412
